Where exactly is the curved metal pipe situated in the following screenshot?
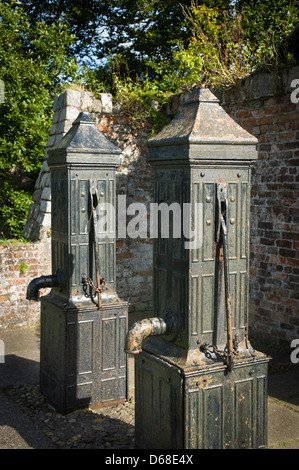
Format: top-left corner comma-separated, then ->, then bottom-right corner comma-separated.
26,270 -> 64,301
125,311 -> 175,355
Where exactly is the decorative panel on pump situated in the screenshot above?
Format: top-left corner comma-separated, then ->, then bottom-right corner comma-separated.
190,166 -> 251,349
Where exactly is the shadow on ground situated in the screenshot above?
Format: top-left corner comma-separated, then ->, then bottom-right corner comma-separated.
251,337 -> 299,405
1,327 -> 299,449
1,353 -> 135,449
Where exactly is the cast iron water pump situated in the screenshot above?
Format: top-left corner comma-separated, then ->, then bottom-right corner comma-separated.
27,113 -> 128,414
125,89 -> 270,449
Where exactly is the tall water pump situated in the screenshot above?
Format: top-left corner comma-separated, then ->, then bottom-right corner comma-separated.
125,89 -> 270,449
27,113 -> 128,414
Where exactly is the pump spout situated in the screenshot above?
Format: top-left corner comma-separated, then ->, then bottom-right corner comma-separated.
26,270 -> 64,301
125,311 -> 175,355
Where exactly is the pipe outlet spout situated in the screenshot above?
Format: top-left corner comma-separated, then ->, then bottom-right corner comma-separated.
26,270 -> 64,301
125,310 -> 175,355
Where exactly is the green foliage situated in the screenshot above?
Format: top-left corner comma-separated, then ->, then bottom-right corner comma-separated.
110,73 -> 171,133
19,261 -> 29,274
86,0 -> 298,130
238,0 -> 298,67
18,1 -> 215,66
0,1 -> 78,239
0,181 -> 32,238
16,0 -> 299,130
18,0 -> 299,79
147,1 -> 299,91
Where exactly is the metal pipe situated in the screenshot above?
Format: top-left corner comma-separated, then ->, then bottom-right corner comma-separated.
125,311 -> 175,355
26,270 -> 64,301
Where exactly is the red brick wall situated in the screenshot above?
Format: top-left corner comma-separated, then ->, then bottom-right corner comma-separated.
0,241 -> 51,327
217,66 -> 299,345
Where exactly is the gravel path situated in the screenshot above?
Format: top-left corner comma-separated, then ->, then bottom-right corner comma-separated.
3,384 -> 135,449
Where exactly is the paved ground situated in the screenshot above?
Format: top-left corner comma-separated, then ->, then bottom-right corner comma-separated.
0,325 -> 298,450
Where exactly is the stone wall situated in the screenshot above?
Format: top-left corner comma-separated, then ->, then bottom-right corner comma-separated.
214,65 -> 299,345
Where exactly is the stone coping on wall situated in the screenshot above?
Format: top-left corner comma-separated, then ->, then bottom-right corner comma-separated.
213,65 -> 299,105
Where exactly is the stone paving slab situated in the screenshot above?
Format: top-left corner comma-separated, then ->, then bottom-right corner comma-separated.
268,398 -> 299,449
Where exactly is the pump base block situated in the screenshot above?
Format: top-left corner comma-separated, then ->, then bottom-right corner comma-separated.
135,350 -> 270,449
40,296 -> 128,414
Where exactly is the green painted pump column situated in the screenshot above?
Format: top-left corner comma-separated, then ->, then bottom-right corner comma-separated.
27,113 -> 128,414
125,88 -> 270,449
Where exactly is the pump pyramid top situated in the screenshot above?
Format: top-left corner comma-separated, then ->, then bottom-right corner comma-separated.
147,88 -> 257,162
48,112 -> 121,166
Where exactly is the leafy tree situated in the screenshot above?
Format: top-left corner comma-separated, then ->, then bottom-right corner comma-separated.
18,0 -> 298,78
18,0 -> 110,61
0,1 -> 78,239
19,0 -> 231,68
151,0 -> 299,90
236,0 -> 298,66
92,1 -> 298,109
